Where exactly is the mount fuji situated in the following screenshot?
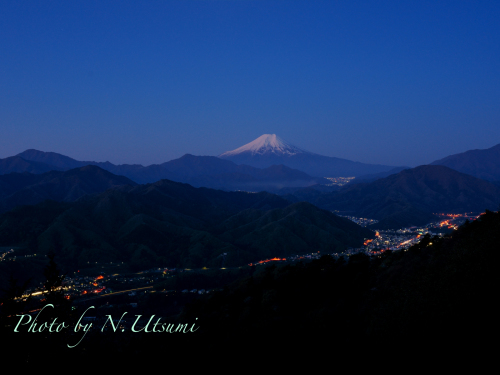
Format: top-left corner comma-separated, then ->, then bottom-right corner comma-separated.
219,134 -> 309,157
219,134 -> 397,177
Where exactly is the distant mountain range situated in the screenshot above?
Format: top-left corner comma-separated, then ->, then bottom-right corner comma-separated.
160,154 -> 328,190
0,155 -> 64,174
219,134 -> 399,177
0,179 -> 373,270
3,160 -> 496,231
1,149 -> 326,191
0,139 -> 498,231
4,139 -> 500,189
431,143 -> 500,182
284,165 -> 500,229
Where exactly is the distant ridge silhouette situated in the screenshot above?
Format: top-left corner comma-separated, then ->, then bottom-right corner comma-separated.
219,134 -> 399,177
431,143 -> 500,181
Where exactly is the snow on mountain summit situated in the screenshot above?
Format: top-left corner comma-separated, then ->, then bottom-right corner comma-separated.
219,134 -> 310,157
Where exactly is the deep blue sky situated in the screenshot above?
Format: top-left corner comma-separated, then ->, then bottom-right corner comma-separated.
1,0 -> 499,167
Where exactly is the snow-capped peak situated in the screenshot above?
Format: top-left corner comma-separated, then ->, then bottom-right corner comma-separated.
219,134 -> 310,157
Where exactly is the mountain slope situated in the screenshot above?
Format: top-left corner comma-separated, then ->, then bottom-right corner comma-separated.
160,154 -> 327,190
0,180 -> 373,270
14,149 -> 326,189
178,210 -> 499,351
0,165 -> 137,213
15,149 -> 161,182
351,166 -> 410,183
16,149 -> 85,169
217,202 -> 372,256
0,156 -> 64,175
431,143 -> 500,181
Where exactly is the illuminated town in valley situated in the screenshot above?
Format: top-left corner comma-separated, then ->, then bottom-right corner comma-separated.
324,177 -> 356,186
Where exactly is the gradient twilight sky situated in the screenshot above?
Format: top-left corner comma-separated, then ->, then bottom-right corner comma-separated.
1,0 -> 499,167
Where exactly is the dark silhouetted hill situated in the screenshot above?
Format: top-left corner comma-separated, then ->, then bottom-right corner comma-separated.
177,210 -> 499,352
350,166 -> 410,183
0,156 -> 63,174
0,180 -> 372,271
431,143 -> 500,181
0,165 -> 137,213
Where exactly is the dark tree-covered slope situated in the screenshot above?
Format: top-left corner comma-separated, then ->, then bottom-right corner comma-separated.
0,179 -> 373,271
178,209 -> 499,351
0,165 -> 137,213
431,143 -> 500,181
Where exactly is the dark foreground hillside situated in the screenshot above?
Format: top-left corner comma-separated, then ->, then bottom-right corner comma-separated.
1,210 -> 497,365
179,212 -> 497,348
